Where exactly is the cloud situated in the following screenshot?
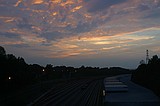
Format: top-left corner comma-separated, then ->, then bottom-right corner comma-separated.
47,27 -> 159,58
16,17 -> 33,30
0,35 -> 23,46
0,5 -> 27,17
138,3 -> 150,11
21,35 -> 46,45
86,0 -> 128,12
0,0 -> 18,6
1,0 -> 160,67
0,32 -> 20,38
40,31 -> 67,41
144,8 -> 160,19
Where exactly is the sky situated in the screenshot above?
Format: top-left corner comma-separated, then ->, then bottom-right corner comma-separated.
0,0 -> 160,69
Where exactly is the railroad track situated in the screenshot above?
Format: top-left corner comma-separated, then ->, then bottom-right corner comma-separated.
77,80 -> 103,106
30,78 -> 103,106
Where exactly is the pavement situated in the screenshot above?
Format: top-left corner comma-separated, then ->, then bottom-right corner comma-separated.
104,74 -> 160,106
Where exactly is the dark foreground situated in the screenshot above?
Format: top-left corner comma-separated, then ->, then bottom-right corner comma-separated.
29,77 -> 104,106
1,74 -> 159,106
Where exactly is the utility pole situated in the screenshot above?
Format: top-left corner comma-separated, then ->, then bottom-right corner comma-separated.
146,50 -> 149,64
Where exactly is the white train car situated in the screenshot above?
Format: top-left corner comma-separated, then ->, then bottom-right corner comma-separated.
104,77 -> 128,93
105,84 -> 128,92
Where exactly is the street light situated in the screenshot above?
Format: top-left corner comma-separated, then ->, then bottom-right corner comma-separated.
8,77 -> 11,80
42,69 -> 45,72
41,69 -> 45,91
6,76 -> 12,105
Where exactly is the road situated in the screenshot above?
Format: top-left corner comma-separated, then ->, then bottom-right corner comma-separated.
104,74 -> 160,106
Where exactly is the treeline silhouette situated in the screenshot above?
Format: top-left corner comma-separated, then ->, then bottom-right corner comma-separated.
131,55 -> 160,97
0,46 -> 130,91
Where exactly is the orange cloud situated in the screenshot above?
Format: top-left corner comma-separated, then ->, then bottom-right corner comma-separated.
5,18 -> 15,23
32,0 -> 44,4
21,36 -> 46,45
50,52 -> 81,58
1,41 -> 24,45
52,12 -> 58,16
71,6 -> 83,12
60,1 -> 74,7
94,41 -> 112,45
0,36 -> 24,45
14,0 -> 23,7
47,27 -> 158,58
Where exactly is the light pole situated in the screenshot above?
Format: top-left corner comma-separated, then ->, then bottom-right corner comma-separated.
8,76 -> 12,90
5,76 -> 12,105
41,69 -> 45,91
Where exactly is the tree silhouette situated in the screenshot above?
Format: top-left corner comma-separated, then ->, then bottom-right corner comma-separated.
148,55 -> 159,64
132,55 -> 160,97
45,64 -> 53,72
0,46 -> 6,55
139,60 -> 145,65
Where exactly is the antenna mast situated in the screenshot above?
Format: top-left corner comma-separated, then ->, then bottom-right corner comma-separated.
146,50 -> 149,64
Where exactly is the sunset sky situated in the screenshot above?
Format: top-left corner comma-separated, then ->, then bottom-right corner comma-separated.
0,0 -> 160,68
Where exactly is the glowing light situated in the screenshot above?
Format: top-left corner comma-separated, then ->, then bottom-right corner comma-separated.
9,77 -> 11,80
